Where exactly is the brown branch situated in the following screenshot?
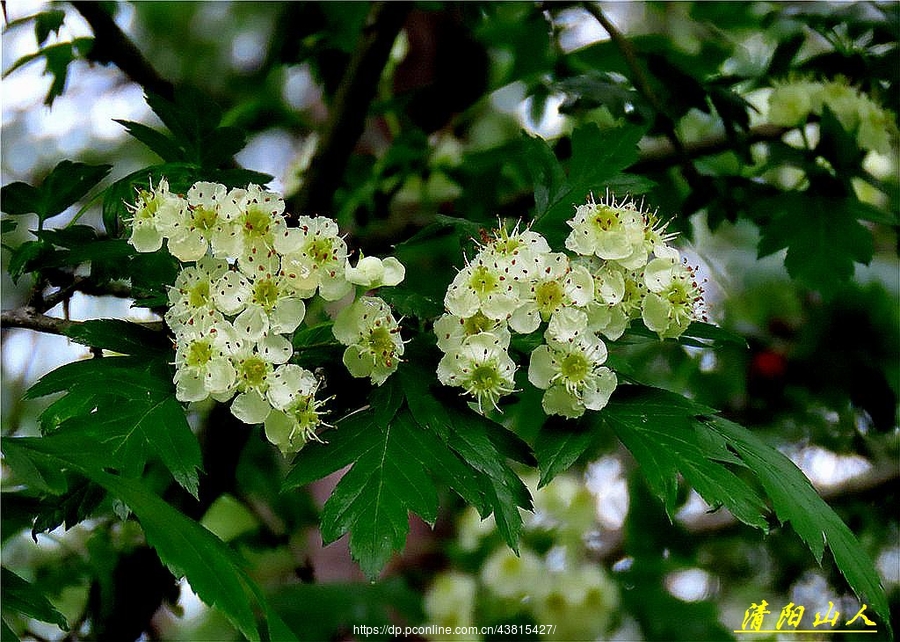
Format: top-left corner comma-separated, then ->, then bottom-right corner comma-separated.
291,2 -> 411,216
40,273 -> 135,313
71,1 -> 175,100
1,307 -> 164,336
632,124 -> 790,174
582,2 -> 701,183
593,460 -> 900,561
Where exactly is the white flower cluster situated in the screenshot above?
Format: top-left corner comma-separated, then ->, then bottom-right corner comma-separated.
436,194 -> 705,418
425,474 -> 619,642
126,179 -> 405,455
768,77 -> 898,154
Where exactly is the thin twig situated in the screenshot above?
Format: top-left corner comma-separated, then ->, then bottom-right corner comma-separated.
593,460 -> 900,561
0,307 -> 164,336
39,273 -> 135,313
71,1 -> 175,100
582,2 -> 700,182
632,124 -> 790,174
291,2 -> 411,216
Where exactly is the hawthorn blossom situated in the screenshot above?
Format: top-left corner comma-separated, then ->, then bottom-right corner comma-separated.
332,296 -> 404,385
274,215 -> 351,300
528,334 -> 616,418
166,181 -> 239,262
126,178 -> 184,253
437,332 -> 517,413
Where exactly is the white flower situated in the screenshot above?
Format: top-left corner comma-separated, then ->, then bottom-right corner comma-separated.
444,257 -> 518,320
214,184 -> 286,273
345,254 -> 406,288
479,224 -> 551,281
126,178 -> 184,253
434,312 -> 511,353
274,215 -> 351,300
165,257 -> 230,330
584,301 -> 629,341
481,547 -> 545,601
508,252 -> 594,334
263,364 -> 326,456
166,182 -> 239,262
424,572 -> 478,636
173,316 -> 241,402
768,83 -> 814,126
213,260 -> 306,342
332,296 -> 404,385
528,334 -> 616,418
565,194 -> 648,269
228,344 -> 280,424
641,256 -> 705,339
546,306 -> 590,343
437,332 -> 516,413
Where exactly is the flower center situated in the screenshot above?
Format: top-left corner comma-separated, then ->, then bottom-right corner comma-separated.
468,363 -> 503,394
184,340 -> 213,368
559,352 -> 589,384
468,264 -> 498,296
135,190 -> 161,220
242,207 -> 271,239
492,235 -> 522,257
535,280 -> 565,315
252,278 -> 280,312
192,206 -> 219,233
188,280 -> 210,308
238,356 -> 269,389
366,326 -> 397,362
307,237 -> 334,264
591,205 -> 619,232
463,312 -> 494,335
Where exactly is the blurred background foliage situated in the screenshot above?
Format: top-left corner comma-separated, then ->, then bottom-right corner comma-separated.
1,1 -> 898,640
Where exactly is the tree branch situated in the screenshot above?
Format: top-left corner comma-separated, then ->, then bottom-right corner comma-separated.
290,2 -> 411,216
593,460 -> 900,561
582,2 -> 700,183
71,1 -> 175,100
40,273 -> 135,313
632,124 -> 790,174
1,307 -> 164,336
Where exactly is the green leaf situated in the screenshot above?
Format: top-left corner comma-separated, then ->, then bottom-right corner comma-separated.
624,320 -> 748,349
34,9 -> 66,45
62,319 -> 169,356
31,475 -> 106,537
115,119 -> 186,162
25,356 -> 201,497
377,286 -> 444,320
705,417 -> 891,631
529,123 -> 648,247
59,396 -> 202,497
270,579 -> 421,642
1,567 -> 69,633
1,218 -> 17,234
4,38 -> 93,105
0,161 -> 110,223
26,356 -> 173,400
1,182 -> 42,216
601,386 -> 770,530
7,240 -> 51,284
320,409 -> 439,579
757,192 -> 874,295
533,418 -> 594,487
199,126 -> 247,168
1,439 -> 296,642
38,160 -> 111,220
400,365 -> 532,550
